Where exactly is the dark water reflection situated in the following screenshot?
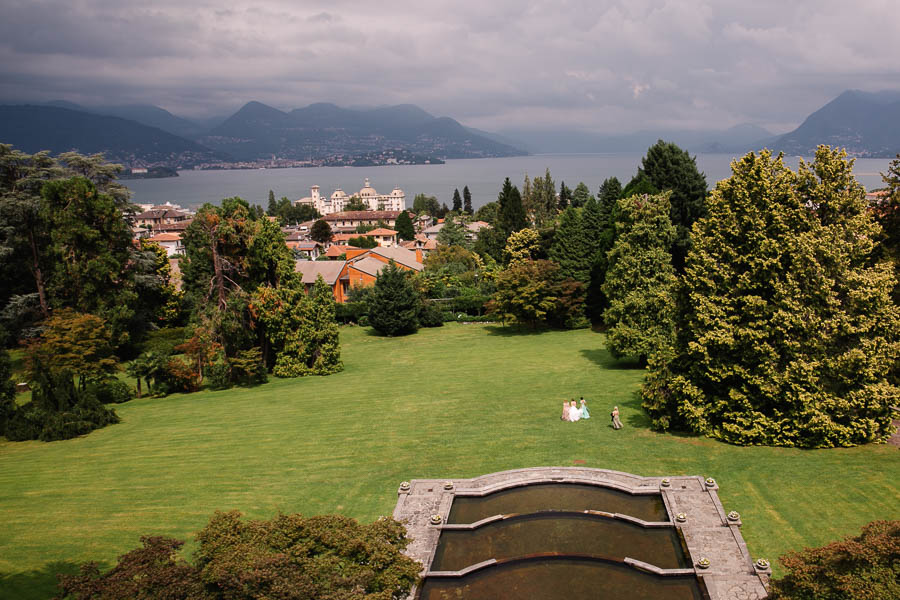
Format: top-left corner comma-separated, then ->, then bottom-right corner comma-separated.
432,513 -> 688,571
447,483 -> 667,524
420,557 -> 704,600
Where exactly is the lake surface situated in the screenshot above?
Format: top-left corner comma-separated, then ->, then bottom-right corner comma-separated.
124,153 -> 895,211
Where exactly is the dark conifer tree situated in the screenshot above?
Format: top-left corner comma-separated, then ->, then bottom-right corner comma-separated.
394,211 -> 415,241
452,188 -> 462,213
497,178 -> 527,236
368,261 -> 420,336
463,186 -> 473,214
558,182 -> 571,210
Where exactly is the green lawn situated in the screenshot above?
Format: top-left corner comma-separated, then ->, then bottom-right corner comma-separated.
1,324 -> 898,599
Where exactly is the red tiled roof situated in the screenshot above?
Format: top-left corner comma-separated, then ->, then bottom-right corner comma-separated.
368,228 -> 397,236
149,232 -> 182,241
326,244 -> 353,257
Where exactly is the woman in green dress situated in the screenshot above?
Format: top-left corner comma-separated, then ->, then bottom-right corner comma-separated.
579,397 -> 590,419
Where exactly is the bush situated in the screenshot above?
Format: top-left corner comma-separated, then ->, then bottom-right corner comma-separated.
418,302 -> 444,328
162,356 -> 201,393
87,379 -> 133,404
58,511 -> 421,600
770,520 -> 900,600
228,347 -> 267,386
205,358 -> 232,390
335,301 -> 368,324
358,315 -> 370,327
140,327 -> 185,356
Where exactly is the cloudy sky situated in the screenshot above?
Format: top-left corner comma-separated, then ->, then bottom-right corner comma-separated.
2,0 -> 898,134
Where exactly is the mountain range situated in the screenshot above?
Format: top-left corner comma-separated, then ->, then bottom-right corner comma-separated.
0,90 -> 898,169
0,101 -> 525,167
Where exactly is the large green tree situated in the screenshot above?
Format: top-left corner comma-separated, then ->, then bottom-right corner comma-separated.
642,148 -> 900,448
368,261 -> 420,336
549,207 -> 590,283
528,168 -> 557,227
310,219 -> 333,244
394,210 -> 415,241
602,193 -> 677,362
436,214 -> 469,248
876,154 -> 900,303
640,140 -> 708,272
488,259 -> 584,328
412,193 -> 441,217
571,182 -> 593,208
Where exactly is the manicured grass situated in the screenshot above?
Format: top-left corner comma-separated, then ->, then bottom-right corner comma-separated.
1,323 -> 898,599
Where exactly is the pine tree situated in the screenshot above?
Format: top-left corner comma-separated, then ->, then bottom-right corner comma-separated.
640,140 -> 708,272
549,207 -> 590,283
497,178 -> 526,236
558,182 -> 571,210
642,148 -> 900,448
598,177 -> 622,220
529,168 -> 557,227
267,190 -> 277,215
582,196 -> 608,321
463,186 -> 473,214
452,188 -> 462,213
571,182 -> 592,208
368,261 -> 420,336
394,211 -> 415,241
602,193 -> 677,362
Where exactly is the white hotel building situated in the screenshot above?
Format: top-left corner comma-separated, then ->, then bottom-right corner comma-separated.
295,179 -> 405,215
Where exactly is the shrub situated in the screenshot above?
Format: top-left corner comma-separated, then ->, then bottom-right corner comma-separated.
163,356 -> 201,393
205,358 -> 232,390
87,379 -> 133,404
418,302 -> 445,328
139,327 -> 185,356
770,520 -> 900,600
228,347 -> 267,386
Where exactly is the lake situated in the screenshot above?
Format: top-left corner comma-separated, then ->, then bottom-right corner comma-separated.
124,153 -> 895,211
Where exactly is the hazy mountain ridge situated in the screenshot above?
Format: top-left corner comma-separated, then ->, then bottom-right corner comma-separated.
0,105 -> 224,168
201,101 -> 526,161
776,90 -> 900,157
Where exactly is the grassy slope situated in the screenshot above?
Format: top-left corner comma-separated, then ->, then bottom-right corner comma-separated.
1,324 -> 898,598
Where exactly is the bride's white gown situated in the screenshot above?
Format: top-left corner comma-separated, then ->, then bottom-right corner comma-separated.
570,407 -> 582,421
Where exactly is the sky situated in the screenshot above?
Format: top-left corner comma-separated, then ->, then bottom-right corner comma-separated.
1,0 -> 899,135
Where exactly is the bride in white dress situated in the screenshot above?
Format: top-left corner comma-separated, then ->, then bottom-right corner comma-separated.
569,400 -> 582,422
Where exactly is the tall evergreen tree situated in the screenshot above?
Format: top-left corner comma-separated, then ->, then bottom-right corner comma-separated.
308,276 -> 343,374
394,210 -> 415,241
266,190 -> 277,215
640,140 -> 708,272
368,261 -> 420,336
558,182 -> 571,210
549,207 -> 590,283
622,171 -> 659,198
602,193 -> 677,362
642,148 -> 900,448
463,186 -> 473,214
452,188 -> 462,213
571,182 -> 592,208
529,168 -> 557,227
497,177 -> 527,236
598,177 -> 622,218
582,196 -> 608,321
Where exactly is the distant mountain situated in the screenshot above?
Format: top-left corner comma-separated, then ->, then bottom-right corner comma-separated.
0,105 -> 224,167
499,125 -> 776,155
44,101 -> 207,138
201,101 -> 526,161
776,90 -> 900,157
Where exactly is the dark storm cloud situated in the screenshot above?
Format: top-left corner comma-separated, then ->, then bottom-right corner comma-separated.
1,0 -> 898,133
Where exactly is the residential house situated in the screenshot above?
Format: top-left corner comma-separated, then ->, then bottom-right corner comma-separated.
400,234 -> 437,256
368,227 -> 398,247
294,260 -> 348,303
147,232 -> 184,257
325,244 -> 353,259
289,241 -> 323,259
423,220 -> 492,243
341,246 -> 424,295
134,207 -> 192,231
